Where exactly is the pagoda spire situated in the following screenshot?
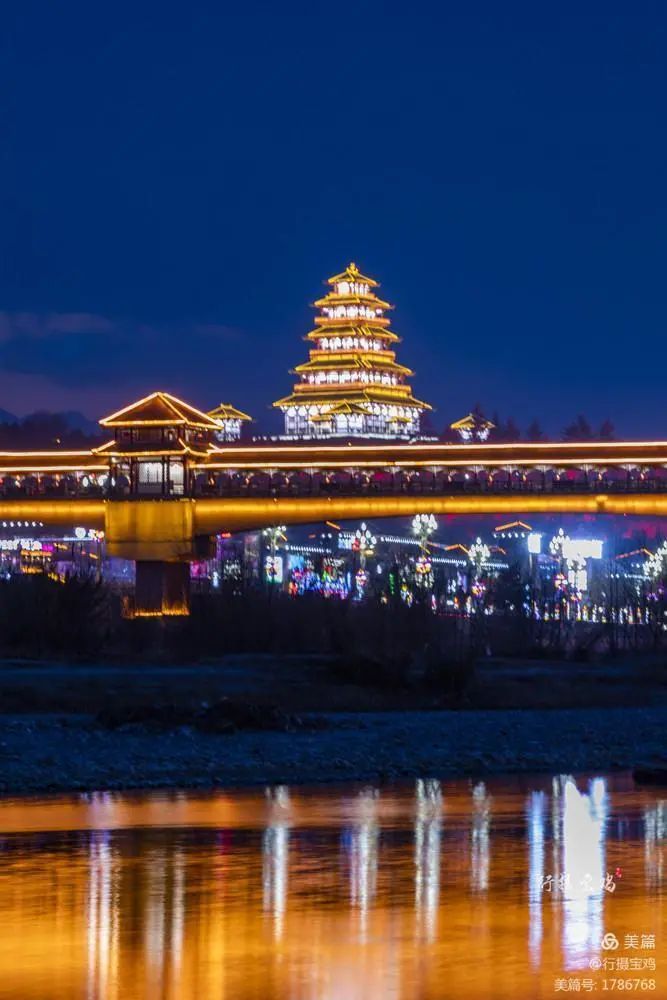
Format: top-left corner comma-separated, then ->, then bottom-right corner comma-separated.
273,263 -> 431,439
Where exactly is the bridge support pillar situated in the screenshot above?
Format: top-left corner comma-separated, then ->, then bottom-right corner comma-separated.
134,561 -> 190,617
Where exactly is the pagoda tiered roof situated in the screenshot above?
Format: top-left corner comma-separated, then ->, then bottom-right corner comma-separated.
273,385 -> 432,410
294,353 -> 413,376
327,262 -> 379,287
313,261 -> 394,312
313,291 -> 393,310
306,321 -> 398,339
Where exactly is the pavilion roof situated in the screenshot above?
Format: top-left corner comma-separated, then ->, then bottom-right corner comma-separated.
450,411 -> 496,432
208,402 -> 252,423
100,391 -> 220,429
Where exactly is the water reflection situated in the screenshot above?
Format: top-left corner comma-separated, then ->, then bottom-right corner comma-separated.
263,785 -> 290,940
414,779 -> 442,942
0,774 -> 664,1000
346,787 -> 379,941
527,789 -> 545,968
560,777 -> 608,967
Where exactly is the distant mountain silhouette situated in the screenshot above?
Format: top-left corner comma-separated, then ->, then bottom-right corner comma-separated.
31,409 -> 99,437
0,410 -> 103,448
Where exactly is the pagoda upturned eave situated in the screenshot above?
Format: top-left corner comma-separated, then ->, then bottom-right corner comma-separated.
305,324 -> 400,343
327,263 -> 379,287
293,354 -> 413,376
272,386 -> 432,410
313,292 -> 393,311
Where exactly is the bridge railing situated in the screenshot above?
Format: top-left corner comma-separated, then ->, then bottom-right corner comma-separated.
1,470 -> 666,500
189,473 -> 667,499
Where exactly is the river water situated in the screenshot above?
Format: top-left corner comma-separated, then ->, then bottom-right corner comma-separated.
0,774 -> 664,999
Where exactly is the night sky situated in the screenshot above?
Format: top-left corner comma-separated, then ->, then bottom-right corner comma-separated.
2,3 -> 666,436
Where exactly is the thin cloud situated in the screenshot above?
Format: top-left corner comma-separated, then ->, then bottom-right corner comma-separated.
0,311 -> 245,391
0,311 -> 115,341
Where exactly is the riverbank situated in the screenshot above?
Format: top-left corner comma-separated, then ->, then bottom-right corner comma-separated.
1,705 -> 666,795
0,656 -> 665,795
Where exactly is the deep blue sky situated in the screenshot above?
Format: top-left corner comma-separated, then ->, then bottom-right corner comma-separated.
2,2 -> 666,435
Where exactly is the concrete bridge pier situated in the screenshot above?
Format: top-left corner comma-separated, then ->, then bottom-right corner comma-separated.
105,501 -> 199,617
134,561 -> 191,617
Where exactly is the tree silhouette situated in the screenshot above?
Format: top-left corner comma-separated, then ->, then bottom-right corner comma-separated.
598,419 -> 615,441
525,419 -> 547,441
502,417 -> 521,442
420,411 -> 435,437
562,415 -> 594,442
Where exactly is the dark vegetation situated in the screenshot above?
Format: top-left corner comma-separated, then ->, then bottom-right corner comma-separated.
0,576 -> 665,719
0,573 -> 665,669
0,577 -> 473,692
442,404 -> 617,442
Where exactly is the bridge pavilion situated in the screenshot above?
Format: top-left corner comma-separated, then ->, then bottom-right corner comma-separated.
98,391 -> 222,498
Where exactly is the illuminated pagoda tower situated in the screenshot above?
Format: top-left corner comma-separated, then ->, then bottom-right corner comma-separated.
273,263 -> 431,439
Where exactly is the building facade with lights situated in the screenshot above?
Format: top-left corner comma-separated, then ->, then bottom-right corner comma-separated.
450,408 -> 495,442
207,402 -> 252,442
273,263 -> 432,439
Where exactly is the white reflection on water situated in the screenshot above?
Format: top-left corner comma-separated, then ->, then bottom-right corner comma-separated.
414,779 -> 442,942
263,785 -> 290,940
87,830 -> 116,1000
560,776 -> 608,968
145,846 -> 167,993
644,800 -> 665,888
527,790 -> 545,969
471,782 -> 491,893
348,787 -> 380,942
171,848 -> 185,984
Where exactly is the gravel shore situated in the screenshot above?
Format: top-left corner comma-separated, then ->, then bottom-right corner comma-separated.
1,705 -> 666,795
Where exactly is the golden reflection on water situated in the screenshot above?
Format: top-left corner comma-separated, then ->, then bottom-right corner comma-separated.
0,775 -> 664,1000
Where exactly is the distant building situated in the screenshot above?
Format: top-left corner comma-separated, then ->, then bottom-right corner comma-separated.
273,262 -> 431,439
450,409 -> 495,442
208,402 -> 252,442
493,521 -> 533,544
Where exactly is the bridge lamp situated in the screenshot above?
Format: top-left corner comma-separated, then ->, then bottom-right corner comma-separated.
263,525 -> 287,585
549,528 -> 570,561
412,513 -> 437,553
468,537 -> 490,579
644,541 -> 667,582
352,522 -> 377,569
